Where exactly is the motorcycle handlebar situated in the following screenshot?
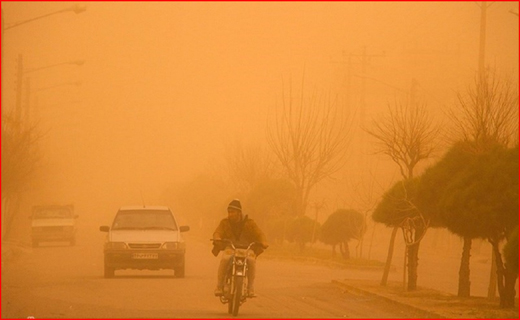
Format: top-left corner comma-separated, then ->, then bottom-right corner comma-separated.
210,239 -> 263,250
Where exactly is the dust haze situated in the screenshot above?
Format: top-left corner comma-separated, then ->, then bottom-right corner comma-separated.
2,1 -> 519,317
2,0 -> 518,296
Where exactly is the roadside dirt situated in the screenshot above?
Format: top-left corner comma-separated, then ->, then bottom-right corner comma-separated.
335,279 -> 519,319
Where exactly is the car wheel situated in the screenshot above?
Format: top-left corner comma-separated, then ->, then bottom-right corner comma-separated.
104,264 -> 115,278
175,256 -> 185,278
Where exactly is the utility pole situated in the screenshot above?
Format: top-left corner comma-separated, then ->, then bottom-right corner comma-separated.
478,1 -> 489,80
333,47 -> 385,152
355,47 -> 385,167
476,0 -> 498,301
24,77 -> 31,124
355,46 -> 386,129
15,54 -> 24,127
333,47 -> 386,122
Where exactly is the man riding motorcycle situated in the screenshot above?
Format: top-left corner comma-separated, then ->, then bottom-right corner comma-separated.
212,199 -> 268,297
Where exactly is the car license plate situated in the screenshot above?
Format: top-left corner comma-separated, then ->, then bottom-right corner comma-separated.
132,253 -> 158,259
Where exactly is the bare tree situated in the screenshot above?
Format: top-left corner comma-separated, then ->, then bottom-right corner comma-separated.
366,100 -> 440,180
348,166 -> 380,259
267,77 -> 352,218
449,70 -> 519,152
224,140 -> 277,195
1,109 -> 41,239
365,98 -> 440,290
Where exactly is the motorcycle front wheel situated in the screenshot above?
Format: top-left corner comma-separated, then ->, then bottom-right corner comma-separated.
232,277 -> 243,316
228,298 -> 233,314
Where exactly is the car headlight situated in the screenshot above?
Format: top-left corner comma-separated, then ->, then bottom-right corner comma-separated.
105,242 -> 127,250
161,242 -> 184,250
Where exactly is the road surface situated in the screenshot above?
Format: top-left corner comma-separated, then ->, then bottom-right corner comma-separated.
2,228 -> 435,318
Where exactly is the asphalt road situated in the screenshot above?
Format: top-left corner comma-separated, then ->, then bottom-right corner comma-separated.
2,228 -> 435,319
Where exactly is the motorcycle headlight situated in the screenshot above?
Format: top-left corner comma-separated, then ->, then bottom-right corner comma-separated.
161,242 -> 184,250
105,242 -> 127,250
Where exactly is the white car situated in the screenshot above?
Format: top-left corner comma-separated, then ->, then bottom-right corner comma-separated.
31,204 -> 77,247
99,206 -> 189,278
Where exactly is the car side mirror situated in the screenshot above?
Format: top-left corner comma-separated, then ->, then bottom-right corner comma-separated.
180,225 -> 190,232
99,226 -> 110,232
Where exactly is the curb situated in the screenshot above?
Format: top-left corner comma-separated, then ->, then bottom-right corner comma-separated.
332,280 -> 447,319
262,254 -> 393,271
1,240 -> 32,264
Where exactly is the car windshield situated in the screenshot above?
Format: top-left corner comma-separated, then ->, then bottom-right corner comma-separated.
33,208 -> 72,219
111,209 -> 178,230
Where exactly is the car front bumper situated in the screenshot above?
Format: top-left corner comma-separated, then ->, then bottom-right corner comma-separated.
104,249 -> 185,270
32,228 -> 75,242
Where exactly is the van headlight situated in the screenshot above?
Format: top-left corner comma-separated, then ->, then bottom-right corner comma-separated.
105,242 -> 127,250
162,242 -> 184,250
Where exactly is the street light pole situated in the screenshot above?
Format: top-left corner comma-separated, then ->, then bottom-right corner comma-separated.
2,3 -> 87,125
14,56 -> 85,124
26,78 -> 82,124
3,4 -> 86,31
1,2 -> 86,242
24,60 -> 85,74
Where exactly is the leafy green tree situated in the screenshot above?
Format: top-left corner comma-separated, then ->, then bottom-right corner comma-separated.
373,178 -> 428,290
416,142 -> 475,297
320,209 -> 365,259
439,145 -> 518,307
286,215 -> 320,252
418,143 -> 518,307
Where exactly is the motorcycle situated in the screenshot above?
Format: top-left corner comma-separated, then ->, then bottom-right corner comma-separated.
211,239 -> 258,316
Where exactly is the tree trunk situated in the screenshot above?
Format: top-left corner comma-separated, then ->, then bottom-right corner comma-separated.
488,250 -> 497,299
2,195 -> 20,240
502,266 -> 518,308
406,223 -> 427,291
491,240 -> 517,308
407,241 -> 419,291
298,241 -> 305,253
458,237 -> 472,297
381,227 -> 398,286
368,223 -> 376,260
342,241 -> 350,259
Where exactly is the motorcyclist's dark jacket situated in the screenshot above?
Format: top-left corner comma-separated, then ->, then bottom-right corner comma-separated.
212,215 -> 267,256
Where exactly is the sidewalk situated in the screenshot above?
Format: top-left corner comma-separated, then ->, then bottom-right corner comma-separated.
333,278 -> 519,319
